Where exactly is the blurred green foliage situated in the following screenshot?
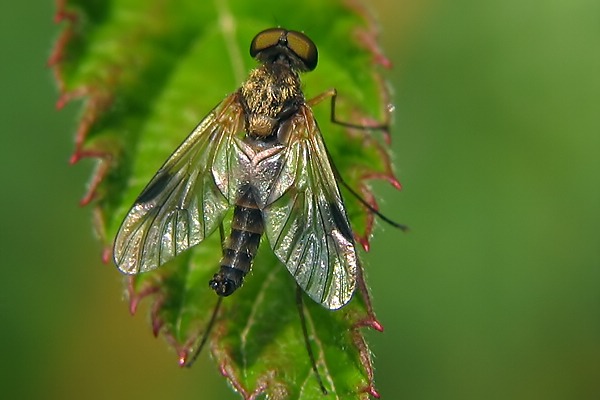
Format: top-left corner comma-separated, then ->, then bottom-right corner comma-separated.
1,0 -> 598,399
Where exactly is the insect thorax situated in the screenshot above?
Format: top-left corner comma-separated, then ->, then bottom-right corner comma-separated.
239,63 -> 305,137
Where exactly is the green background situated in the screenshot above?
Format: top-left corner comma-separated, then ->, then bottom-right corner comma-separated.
1,1 -> 598,399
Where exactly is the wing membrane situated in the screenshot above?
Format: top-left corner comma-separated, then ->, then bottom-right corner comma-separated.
263,105 -> 358,309
113,94 -> 243,274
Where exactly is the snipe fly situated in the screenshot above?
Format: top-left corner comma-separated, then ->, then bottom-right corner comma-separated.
113,27 -> 404,393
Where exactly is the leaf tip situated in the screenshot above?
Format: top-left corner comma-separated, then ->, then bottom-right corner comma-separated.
389,175 -> 402,191
151,317 -> 164,337
356,235 -> 371,252
50,1 -> 79,106
345,0 -> 393,70
354,316 -> 385,333
56,93 -> 69,110
363,385 -> 382,399
54,0 -> 77,24
127,280 -> 139,315
217,361 -> 252,399
150,298 -> 166,337
76,155 -> 112,207
69,152 -> 80,165
356,29 -> 393,69
127,277 -> 161,316
101,246 -> 112,264
178,350 -> 188,367
370,319 -> 385,333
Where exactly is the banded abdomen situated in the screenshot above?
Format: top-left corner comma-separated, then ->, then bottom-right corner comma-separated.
209,186 -> 263,296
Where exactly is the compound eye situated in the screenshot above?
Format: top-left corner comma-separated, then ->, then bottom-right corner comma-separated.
286,30 -> 318,71
250,27 -> 285,58
250,28 -> 319,71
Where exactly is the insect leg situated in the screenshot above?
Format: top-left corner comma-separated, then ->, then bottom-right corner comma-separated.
296,286 -> 328,394
185,296 -> 223,367
184,223 -> 227,367
334,169 -> 408,231
308,90 -> 406,230
307,88 -> 389,131
218,222 -> 226,255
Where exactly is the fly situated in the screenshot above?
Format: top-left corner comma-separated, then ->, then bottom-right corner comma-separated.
113,27 -> 405,393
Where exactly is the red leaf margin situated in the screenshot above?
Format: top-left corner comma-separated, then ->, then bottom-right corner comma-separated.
50,0 -> 403,397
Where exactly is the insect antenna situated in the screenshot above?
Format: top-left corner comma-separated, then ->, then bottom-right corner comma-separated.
296,286 -> 328,394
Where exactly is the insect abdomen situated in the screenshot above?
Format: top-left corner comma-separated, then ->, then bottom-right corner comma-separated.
209,188 -> 264,296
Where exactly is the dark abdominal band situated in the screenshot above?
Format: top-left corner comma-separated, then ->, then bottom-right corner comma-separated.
210,186 -> 264,296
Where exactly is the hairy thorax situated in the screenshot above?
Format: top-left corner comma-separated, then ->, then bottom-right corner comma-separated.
239,63 -> 304,137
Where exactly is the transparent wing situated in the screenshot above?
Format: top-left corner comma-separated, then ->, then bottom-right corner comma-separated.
262,105 -> 358,309
113,94 -> 244,274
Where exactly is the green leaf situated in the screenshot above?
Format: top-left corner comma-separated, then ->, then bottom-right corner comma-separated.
52,0 -> 400,398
